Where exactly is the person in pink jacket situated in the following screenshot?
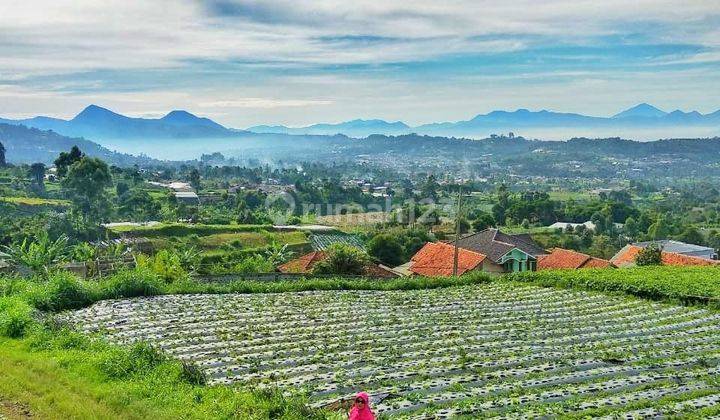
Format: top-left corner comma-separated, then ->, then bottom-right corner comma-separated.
349,392 -> 375,420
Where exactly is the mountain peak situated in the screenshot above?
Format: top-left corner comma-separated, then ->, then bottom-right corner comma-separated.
162,110 -> 199,121
613,103 -> 667,119
71,104 -> 126,123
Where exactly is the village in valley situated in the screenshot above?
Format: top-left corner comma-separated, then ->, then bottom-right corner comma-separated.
4,1 -> 720,418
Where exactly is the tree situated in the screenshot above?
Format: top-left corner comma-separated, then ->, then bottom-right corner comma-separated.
189,168 -> 201,192
367,233 -> 405,266
62,157 -> 113,222
471,212 -> 495,232
0,141 -> 6,166
624,217 -> 639,239
590,212 -> 606,234
588,235 -> 616,259
116,181 -> 130,197
54,146 -> 84,177
312,244 -> 369,275
421,174 -> 439,202
675,227 -> 705,246
636,243 -> 662,266
118,189 -> 161,221
29,163 -> 46,190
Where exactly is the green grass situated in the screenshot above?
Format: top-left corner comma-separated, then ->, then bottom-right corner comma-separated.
0,196 -> 70,206
107,223 -> 274,237
547,191 -> 594,201
0,335 -> 326,419
197,231 -> 308,249
507,266 -> 720,306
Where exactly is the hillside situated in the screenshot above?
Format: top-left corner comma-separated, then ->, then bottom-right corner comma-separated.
0,123 -> 159,165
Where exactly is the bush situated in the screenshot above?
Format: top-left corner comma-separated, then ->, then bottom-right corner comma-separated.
99,268 -> 164,299
635,243 -> 662,266
0,296 -> 34,338
312,244 -> 370,275
27,271 -> 93,312
99,341 -> 165,379
137,250 -> 188,283
367,233 -> 405,266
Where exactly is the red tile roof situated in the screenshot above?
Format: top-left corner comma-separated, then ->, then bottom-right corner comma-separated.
277,251 -> 327,273
611,245 -> 720,267
538,248 -> 613,270
409,242 -> 486,277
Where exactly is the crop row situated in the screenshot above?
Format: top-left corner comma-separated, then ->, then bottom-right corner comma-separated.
62,283 -> 720,417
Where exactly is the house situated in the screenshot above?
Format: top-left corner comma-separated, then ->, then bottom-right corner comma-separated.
538,248 -> 614,270
452,228 -> 548,272
277,251 -> 398,278
407,242 -> 503,277
611,243 -> 720,268
632,240 -> 717,260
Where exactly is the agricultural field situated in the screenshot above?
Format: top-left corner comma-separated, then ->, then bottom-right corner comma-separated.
64,282 -> 720,418
310,233 -> 366,251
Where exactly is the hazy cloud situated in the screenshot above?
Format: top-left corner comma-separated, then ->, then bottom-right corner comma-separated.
0,0 -> 718,126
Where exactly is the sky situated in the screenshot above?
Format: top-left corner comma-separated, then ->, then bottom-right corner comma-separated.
0,0 -> 719,128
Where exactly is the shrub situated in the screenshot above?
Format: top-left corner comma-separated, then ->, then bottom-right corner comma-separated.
137,250 -> 187,283
27,271 -> 93,312
99,341 -> 165,379
312,244 -> 370,275
367,233 -> 405,266
100,268 -> 164,299
635,243 -> 662,266
0,296 -> 34,338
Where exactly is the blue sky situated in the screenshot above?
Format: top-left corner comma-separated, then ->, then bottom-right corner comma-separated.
0,0 -> 719,127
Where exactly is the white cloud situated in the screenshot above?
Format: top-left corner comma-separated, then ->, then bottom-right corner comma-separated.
0,1 -> 718,125
199,98 -> 333,108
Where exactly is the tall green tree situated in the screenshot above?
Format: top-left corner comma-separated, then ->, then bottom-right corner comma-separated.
421,174 -> 439,202
0,141 -> 6,166
54,146 -> 84,177
189,168 -> 201,192
29,162 -> 46,190
62,157 -> 113,222
367,233 -> 405,266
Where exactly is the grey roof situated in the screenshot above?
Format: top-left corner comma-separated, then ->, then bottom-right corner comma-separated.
634,240 -> 715,256
452,228 -> 548,262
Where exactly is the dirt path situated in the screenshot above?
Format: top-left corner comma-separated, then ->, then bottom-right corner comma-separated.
0,400 -> 33,419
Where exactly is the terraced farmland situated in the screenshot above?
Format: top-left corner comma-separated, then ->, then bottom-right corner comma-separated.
63,283 -> 720,418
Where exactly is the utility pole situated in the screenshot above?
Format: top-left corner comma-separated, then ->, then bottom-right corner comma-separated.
453,188 -> 463,277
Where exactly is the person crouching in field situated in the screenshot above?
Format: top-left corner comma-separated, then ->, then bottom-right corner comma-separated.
349,392 -> 375,420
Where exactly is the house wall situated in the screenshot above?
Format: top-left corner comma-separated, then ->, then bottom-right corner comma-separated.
480,260 -> 505,274
499,248 -> 537,272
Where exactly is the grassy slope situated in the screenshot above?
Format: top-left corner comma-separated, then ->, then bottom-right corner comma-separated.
0,338 -> 322,420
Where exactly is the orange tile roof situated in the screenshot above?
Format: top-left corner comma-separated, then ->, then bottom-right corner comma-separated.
409,242 -> 486,277
277,251 -> 327,273
612,245 -> 720,267
538,248 -> 613,270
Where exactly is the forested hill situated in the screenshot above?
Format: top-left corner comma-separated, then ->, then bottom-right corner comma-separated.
0,123 -> 159,166
350,134 -> 720,160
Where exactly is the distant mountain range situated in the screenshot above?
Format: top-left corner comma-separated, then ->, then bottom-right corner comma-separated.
248,103 -> 720,138
0,105 -> 239,140
1,103 -> 719,149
